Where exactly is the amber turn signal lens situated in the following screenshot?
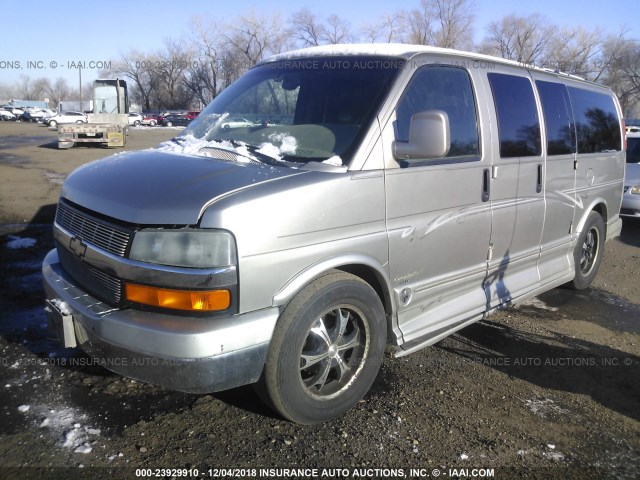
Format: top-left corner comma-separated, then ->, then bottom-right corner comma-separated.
125,283 -> 230,311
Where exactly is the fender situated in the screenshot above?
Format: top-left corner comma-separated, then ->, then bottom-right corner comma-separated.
272,253 -> 397,313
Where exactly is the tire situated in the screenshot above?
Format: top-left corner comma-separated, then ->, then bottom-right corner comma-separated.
76,120 -> 83,124
49,120 -> 57,127
166,121 -> 173,127
258,271 -> 386,424
149,120 -> 156,126
570,211 -> 605,290
134,120 -> 140,126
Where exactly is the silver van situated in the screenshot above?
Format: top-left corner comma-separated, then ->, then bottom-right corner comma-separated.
43,44 -> 625,424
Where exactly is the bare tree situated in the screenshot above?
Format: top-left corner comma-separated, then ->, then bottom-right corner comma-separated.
224,11 -> 286,67
433,0 -> 475,49
15,75 -> 49,100
481,13 -> 556,65
323,14 -> 353,44
600,34 -> 640,116
290,8 -> 324,47
0,82 -> 16,101
183,17 -> 225,106
546,26 -> 603,77
108,50 -> 159,110
153,39 -> 195,109
361,13 -> 405,43
401,0 -> 436,45
44,78 -> 71,108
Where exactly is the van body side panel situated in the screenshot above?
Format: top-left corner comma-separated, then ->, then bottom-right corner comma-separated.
381,56 -> 492,345
384,162 -> 492,344
530,75 -> 577,285
484,70 -> 545,306
566,83 -> 625,230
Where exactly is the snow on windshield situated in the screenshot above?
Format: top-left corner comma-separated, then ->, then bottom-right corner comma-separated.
156,135 -> 256,163
256,133 -> 298,160
322,156 -> 343,166
156,128 -> 301,164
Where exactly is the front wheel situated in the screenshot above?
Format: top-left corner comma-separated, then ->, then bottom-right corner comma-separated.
49,120 -> 57,127
570,211 -> 605,290
258,271 -> 386,424
166,121 -> 173,127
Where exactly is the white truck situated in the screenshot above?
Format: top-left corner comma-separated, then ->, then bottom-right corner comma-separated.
58,79 -> 129,149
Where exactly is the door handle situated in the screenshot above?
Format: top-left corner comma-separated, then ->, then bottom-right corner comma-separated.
482,168 -> 490,202
536,164 -> 543,193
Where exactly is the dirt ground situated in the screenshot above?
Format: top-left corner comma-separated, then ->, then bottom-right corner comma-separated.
0,121 -> 638,480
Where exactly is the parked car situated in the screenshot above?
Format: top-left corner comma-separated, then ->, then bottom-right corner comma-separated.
621,132 -> 640,218
19,111 -> 34,122
0,108 -> 16,121
142,114 -> 160,126
161,114 -> 192,127
6,106 -> 25,116
44,111 -> 87,127
185,111 -> 201,120
128,113 -> 143,126
27,108 -> 56,122
221,117 -> 253,129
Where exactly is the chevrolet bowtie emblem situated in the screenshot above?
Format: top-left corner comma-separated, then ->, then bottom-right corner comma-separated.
69,236 -> 87,259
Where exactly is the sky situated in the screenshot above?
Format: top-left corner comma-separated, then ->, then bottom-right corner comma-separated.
0,0 -> 637,94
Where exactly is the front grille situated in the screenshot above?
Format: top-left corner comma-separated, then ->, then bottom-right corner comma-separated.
57,246 -> 123,305
55,202 -> 131,257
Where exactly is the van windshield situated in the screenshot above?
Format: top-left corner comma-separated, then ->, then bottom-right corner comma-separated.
182,56 -> 402,167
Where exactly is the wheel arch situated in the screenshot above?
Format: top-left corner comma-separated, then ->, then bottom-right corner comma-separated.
576,200 -> 608,235
272,255 -> 396,322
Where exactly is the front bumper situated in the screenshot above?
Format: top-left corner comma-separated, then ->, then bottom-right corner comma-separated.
621,192 -> 640,218
42,249 -> 279,393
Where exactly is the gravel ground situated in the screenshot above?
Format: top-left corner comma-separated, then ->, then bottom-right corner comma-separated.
0,122 -> 638,480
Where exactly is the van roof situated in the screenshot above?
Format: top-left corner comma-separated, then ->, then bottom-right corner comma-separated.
263,43 -> 589,83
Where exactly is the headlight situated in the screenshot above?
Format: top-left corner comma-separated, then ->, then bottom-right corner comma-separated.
129,229 -> 236,268
631,186 -> 640,195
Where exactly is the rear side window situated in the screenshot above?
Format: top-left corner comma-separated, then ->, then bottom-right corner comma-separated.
567,87 -> 621,153
536,81 -> 576,155
396,66 -> 479,158
488,73 -> 541,158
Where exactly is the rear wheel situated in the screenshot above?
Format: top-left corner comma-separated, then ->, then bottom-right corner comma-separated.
49,120 -> 57,127
166,121 -> 173,127
258,271 -> 386,424
570,211 -> 605,289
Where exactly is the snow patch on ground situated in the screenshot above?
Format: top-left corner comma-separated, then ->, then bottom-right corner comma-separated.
523,398 -> 569,418
18,404 -> 100,453
518,297 -> 559,312
6,236 -> 36,249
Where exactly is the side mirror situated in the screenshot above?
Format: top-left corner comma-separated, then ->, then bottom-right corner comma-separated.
393,110 -> 451,160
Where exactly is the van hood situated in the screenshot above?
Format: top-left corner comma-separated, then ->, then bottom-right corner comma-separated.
61,150 -> 306,225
